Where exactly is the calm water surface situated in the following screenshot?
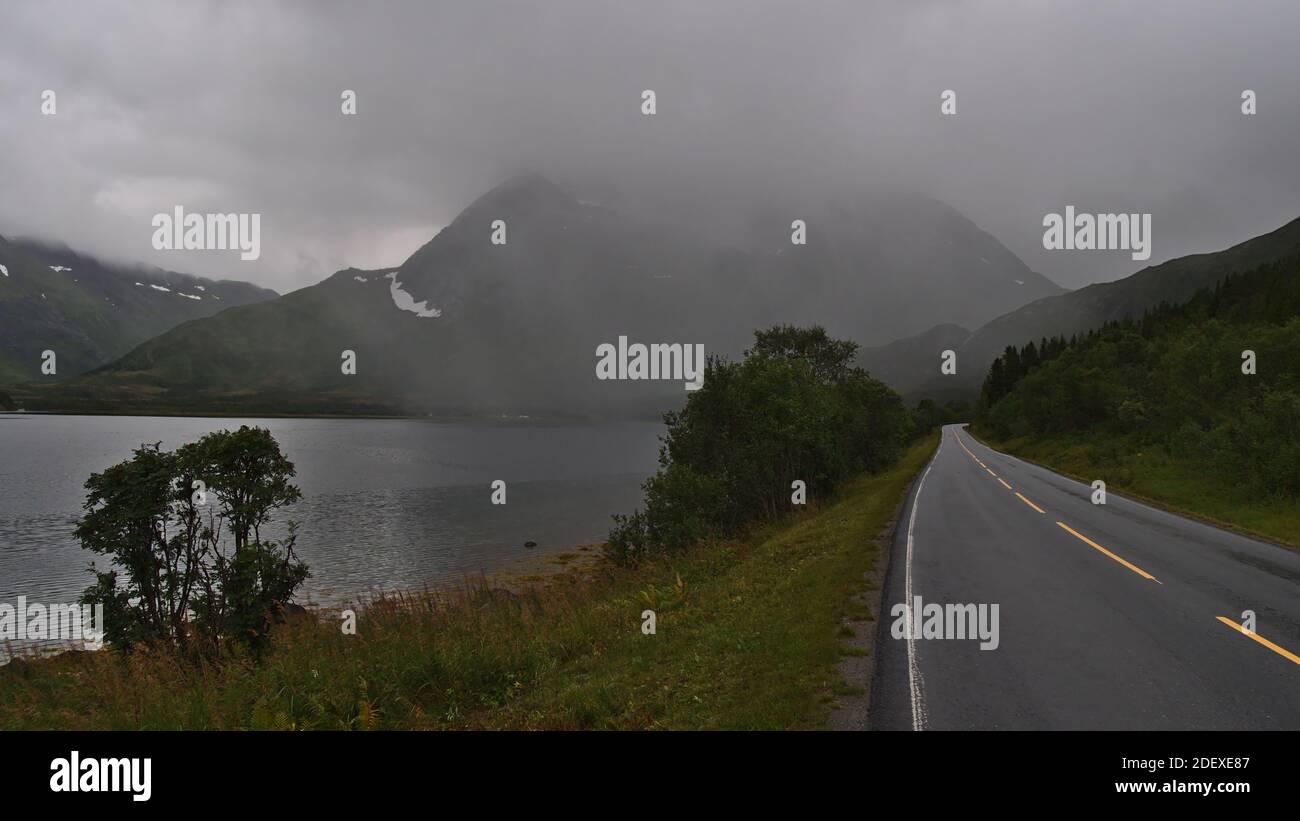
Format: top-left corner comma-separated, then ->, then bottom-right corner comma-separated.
0,415 -> 661,622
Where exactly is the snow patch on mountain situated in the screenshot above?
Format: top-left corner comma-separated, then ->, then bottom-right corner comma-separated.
385,271 -> 440,318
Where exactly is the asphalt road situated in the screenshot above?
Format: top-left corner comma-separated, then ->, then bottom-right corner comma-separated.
870,424 -> 1300,730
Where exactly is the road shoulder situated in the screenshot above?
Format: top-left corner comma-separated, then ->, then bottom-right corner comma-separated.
828,432 -> 941,730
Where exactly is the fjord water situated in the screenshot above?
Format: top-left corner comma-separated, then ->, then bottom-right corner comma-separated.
0,415 -> 661,621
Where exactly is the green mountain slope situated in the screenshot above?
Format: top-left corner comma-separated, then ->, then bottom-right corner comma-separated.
0,237 -> 276,384
862,215 -> 1300,399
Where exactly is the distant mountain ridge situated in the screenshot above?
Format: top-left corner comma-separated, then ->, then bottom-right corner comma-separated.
7,174 -> 1061,416
0,236 -> 277,383
861,214 -> 1300,400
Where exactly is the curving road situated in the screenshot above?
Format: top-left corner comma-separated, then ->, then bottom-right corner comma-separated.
870,424 -> 1300,730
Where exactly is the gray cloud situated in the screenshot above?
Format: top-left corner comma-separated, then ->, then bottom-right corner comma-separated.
1,0 -> 1297,293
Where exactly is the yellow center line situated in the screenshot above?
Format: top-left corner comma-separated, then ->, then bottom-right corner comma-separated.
1215,617 -> 1300,665
958,430 -> 1046,516
957,434 -> 994,472
958,431 -> 1297,666
1055,521 -> 1160,582
1015,492 -> 1045,513
955,433 -> 980,459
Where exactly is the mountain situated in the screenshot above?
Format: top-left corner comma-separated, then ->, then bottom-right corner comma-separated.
725,192 -> 1063,344
7,175 -> 1060,416
0,237 -> 277,383
862,215 -> 1300,400
854,323 -> 973,404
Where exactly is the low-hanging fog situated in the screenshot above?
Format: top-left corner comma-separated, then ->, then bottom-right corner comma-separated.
1,0 -> 1297,294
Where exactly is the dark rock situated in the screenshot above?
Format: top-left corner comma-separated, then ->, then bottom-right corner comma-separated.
271,600 -> 310,624
524,540 -> 538,548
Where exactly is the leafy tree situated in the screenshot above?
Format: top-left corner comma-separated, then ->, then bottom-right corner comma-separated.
77,426 -> 308,656
747,324 -> 860,383
607,326 -> 910,564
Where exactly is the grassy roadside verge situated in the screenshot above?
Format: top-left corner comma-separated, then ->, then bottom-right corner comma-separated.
0,433 -> 939,730
968,428 -> 1299,549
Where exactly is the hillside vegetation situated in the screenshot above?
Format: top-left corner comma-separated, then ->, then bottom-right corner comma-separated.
0,236 -> 275,383
975,256 -> 1300,544
863,215 -> 1300,400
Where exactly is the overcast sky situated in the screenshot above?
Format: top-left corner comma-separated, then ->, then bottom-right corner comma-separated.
1,0 -> 1297,293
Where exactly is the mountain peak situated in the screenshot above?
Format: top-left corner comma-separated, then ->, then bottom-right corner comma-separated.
466,172 -> 576,215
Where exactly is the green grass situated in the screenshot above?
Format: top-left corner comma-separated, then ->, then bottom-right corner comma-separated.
0,433 -> 939,730
972,429 -> 1300,549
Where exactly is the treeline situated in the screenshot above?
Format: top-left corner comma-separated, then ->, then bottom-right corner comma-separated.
977,257 -> 1300,499
912,396 -> 972,431
607,326 -> 928,564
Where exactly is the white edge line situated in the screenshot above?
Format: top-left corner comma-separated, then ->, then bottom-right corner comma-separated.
904,429 -> 943,731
